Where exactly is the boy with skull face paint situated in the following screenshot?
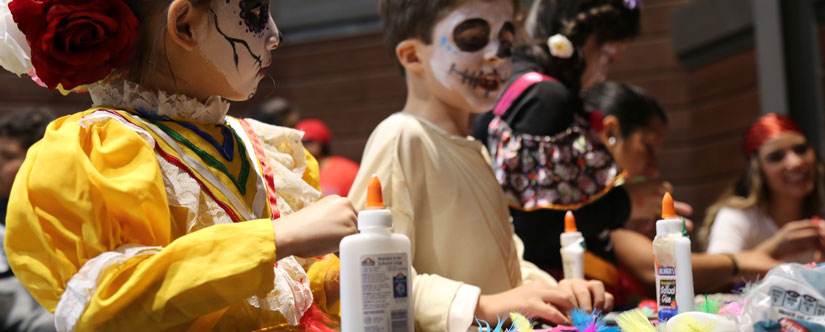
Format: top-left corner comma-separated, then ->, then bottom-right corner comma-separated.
349,0 -> 613,330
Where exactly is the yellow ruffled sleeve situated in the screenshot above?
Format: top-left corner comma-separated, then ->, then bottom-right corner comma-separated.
4,112 -> 279,331
303,149 -> 321,192
300,150 -> 340,316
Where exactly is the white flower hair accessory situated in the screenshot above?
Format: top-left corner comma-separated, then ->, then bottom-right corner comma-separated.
547,34 -> 574,59
0,0 -> 33,76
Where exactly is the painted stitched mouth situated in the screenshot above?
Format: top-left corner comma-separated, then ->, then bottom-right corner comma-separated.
476,72 -> 501,91
449,63 -> 504,92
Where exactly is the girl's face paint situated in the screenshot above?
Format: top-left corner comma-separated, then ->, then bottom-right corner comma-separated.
196,0 -> 280,100
425,0 -> 514,113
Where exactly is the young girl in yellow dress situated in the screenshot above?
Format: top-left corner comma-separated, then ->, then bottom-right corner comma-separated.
0,0 -> 356,331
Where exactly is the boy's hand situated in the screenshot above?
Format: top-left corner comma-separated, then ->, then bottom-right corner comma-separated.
475,280 -> 574,326
273,195 -> 358,258
557,279 -> 614,313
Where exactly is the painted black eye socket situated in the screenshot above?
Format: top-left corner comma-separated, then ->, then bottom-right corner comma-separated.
453,18 -> 491,52
497,22 -> 515,58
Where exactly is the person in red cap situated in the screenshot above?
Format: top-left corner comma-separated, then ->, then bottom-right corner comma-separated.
297,119 -> 360,197
702,113 -> 825,263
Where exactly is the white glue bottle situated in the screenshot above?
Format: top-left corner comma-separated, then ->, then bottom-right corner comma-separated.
340,175 -> 413,332
560,211 -> 585,280
653,192 -> 695,322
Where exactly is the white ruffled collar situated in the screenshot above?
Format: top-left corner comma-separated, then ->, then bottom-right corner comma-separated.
88,81 -> 230,124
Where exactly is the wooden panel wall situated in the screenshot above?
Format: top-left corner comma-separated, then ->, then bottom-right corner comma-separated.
0,0 -> 764,240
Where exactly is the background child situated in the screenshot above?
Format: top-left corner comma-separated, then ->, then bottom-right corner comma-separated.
583,81 -> 672,239
474,0 -> 646,292
1,0 -> 355,330
296,119 -> 360,197
350,0 -> 612,330
0,108 -> 56,332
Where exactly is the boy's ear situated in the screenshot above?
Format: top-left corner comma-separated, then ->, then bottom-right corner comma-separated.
396,39 -> 425,75
601,115 -> 621,145
167,0 -> 202,51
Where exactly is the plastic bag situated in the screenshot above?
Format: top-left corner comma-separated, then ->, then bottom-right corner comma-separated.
736,263 -> 825,331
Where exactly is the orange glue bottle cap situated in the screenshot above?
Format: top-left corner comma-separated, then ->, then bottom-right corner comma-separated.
564,211 -> 578,233
366,174 -> 385,209
662,192 -> 677,219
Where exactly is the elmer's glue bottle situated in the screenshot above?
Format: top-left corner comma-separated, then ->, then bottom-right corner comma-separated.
560,211 -> 585,280
340,175 -> 413,332
653,192 -> 695,321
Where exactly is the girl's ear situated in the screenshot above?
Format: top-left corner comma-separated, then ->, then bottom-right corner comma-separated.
601,115 -> 622,146
167,0 -> 204,51
396,39 -> 425,75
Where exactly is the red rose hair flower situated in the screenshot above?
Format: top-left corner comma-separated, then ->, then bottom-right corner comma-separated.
9,0 -> 139,90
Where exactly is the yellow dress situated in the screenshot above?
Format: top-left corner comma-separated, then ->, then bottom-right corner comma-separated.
4,81 -> 339,332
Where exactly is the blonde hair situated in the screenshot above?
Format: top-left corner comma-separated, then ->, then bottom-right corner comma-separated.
699,155 -> 825,250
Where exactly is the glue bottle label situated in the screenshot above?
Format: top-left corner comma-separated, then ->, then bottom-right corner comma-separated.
360,253 -> 411,332
657,265 -> 678,321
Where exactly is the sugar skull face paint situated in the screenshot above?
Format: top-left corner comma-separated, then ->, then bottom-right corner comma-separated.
196,0 -> 280,99
427,0 -> 514,113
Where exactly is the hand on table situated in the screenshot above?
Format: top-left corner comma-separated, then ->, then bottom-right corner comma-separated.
557,279 -> 614,313
474,279 -> 613,326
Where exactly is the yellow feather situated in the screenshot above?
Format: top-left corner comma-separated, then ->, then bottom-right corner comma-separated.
509,313 -> 533,332
616,309 -> 656,332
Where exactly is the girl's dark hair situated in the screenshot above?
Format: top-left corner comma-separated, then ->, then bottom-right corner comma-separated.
120,0 -> 211,84
518,0 -> 640,90
583,81 -> 667,137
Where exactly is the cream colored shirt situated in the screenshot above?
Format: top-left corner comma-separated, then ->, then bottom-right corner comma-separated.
350,113 -> 556,332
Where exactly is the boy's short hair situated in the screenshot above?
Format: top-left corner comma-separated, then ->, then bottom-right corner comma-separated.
379,0 -> 519,63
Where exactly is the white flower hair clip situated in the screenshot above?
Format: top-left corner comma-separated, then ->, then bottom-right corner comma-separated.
547,34 -> 574,59
0,1 -> 33,77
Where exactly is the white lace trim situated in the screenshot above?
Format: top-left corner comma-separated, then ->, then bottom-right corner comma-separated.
243,119 -> 321,215
157,156 -> 234,232
54,245 -> 162,332
247,257 -> 313,326
88,81 -> 230,125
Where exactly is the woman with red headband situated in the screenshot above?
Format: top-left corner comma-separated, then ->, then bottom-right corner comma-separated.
702,113 -> 825,263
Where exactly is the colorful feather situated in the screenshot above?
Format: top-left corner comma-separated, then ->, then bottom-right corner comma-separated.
616,309 -> 657,332
298,304 -> 338,332
569,309 -> 619,332
697,295 -> 721,314
509,312 -> 534,332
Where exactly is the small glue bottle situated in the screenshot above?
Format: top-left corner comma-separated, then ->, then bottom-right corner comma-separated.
560,211 -> 585,280
653,192 -> 695,321
340,175 -> 413,332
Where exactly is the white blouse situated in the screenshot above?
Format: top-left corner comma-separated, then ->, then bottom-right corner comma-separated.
706,207 -> 815,263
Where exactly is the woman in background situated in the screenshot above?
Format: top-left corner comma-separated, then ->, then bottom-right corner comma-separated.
702,113 -> 825,263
